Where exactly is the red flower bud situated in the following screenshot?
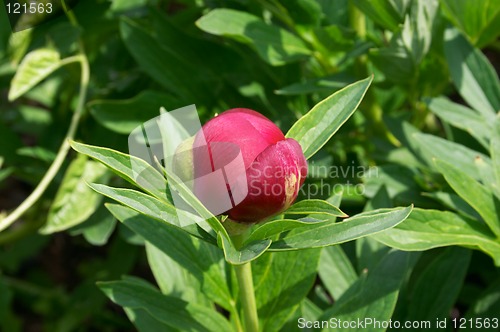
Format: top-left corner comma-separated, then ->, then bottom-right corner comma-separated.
192,108 -> 307,223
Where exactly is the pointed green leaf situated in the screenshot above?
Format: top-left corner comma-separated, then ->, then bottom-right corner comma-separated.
89,91 -> 181,135
269,206 -> 413,250
352,0 -> 408,30
320,250 -> 418,332
8,48 -> 62,101
219,235 -> 271,265
466,277 -> 500,319
40,155 -> 110,234
285,199 -> 347,218
196,9 -> 311,66
444,29 -> 500,119
372,209 -> 500,266
491,115 -> 500,198
253,249 -> 320,332
106,204 -> 234,311
423,191 -> 480,220
70,204 -> 117,246
146,242 -> 210,305
120,18 -> 198,99
435,159 -> 500,237
98,278 -> 232,332
440,0 -> 500,47
428,96 -> 492,149
413,132 -> 491,181
286,76 -> 372,160
123,307 -> 177,332
70,141 -> 170,203
407,247 -> 471,321
356,186 -> 392,273
319,246 -> 357,301
89,183 -> 214,243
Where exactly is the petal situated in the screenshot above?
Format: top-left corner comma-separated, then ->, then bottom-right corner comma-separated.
193,108 -> 285,173
228,138 -> 308,223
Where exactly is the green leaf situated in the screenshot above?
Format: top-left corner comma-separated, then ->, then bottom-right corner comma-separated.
492,116 -> 500,198
8,48 -> 62,101
145,242 -> 210,305
282,0 -> 323,26
320,250 -> 418,332
352,0 -> 408,30
40,155 -> 110,234
466,277 -> 500,319
318,246 -> 357,301
434,159 -> 500,237
275,74 -> 353,96
440,0 -> 500,47
407,247 -> 471,321
253,249 -> 320,332
77,204 -> 117,246
106,204 -> 234,310
404,0 -> 436,63
70,141 -> 169,203
111,0 -> 148,12
244,219 -> 326,245
423,191 -> 480,220
120,18 -> 195,99
427,97 -> 492,149
123,307 -> 177,332
285,199 -> 347,218
17,146 -> 56,164
444,29 -> 500,120
356,186 -> 392,273
475,155 -> 497,195
98,278 -> 232,332
0,157 -> 12,184
196,9 -> 311,66
89,91 -> 181,135
413,132 -> 491,181
286,76 -> 372,160
269,206 -> 413,250
363,164 -> 425,206
89,183 -> 214,243
219,235 -> 271,265
369,48 -> 414,83
372,209 -> 500,266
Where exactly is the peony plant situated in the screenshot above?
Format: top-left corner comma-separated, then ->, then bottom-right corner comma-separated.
70,76 -> 413,332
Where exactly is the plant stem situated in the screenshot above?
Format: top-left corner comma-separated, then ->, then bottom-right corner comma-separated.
234,262 -> 259,332
0,55 -> 90,232
348,1 -> 400,147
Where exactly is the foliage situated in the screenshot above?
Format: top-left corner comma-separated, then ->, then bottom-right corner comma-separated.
0,0 -> 499,331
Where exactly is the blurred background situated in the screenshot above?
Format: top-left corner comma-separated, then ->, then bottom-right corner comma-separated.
0,0 -> 499,331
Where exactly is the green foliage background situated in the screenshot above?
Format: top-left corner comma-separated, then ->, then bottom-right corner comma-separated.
0,0 -> 499,331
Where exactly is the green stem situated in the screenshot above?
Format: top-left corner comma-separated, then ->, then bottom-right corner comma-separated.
234,262 -> 259,332
0,55 -> 90,232
348,2 -> 400,147
230,302 -> 244,332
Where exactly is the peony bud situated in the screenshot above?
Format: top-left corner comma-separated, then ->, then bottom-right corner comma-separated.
191,108 -> 307,223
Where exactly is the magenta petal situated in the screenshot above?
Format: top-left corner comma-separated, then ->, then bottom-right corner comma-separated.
222,108 -> 286,144
193,109 -> 285,172
228,138 -> 308,223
